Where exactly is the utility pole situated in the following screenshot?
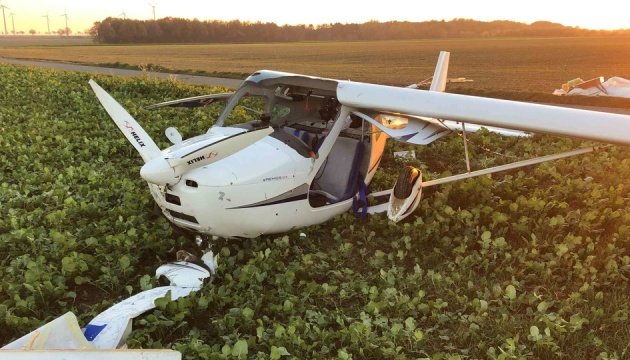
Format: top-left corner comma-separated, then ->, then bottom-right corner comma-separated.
60,10 -> 68,36
149,3 -> 156,20
0,2 -> 9,35
42,13 -> 50,34
10,11 -> 14,34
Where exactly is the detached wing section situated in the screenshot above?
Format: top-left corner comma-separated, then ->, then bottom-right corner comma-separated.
338,82 -> 630,145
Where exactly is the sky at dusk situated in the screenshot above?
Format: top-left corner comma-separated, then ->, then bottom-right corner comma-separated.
1,0 -> 629,34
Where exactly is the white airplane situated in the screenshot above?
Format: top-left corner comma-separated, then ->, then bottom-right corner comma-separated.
89,52 -> 630,238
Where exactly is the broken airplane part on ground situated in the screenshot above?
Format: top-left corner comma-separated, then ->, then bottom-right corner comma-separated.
1,253 -> 216,359
89,51 -> 630,238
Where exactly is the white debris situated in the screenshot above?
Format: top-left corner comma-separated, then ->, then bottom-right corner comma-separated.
393,150 -> 416,160
2,312 -> 91,350
85,286 -> 197,349
201,251 -> 217,275
2,257 -> 213,354
554,76 -> 630,98
87,260 -> 212,349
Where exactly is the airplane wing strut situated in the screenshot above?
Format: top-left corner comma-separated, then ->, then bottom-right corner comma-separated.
368,145 -> 604,213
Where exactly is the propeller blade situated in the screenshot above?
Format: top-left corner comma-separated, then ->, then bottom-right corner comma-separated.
145,93 -> 233,110
89,80 -> 161,162
169,127 -> 274,170
140,127 -> 273,185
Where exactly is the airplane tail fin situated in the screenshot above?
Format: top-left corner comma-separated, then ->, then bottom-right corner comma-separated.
89,80 -> 161,163
429,51 -> 450,92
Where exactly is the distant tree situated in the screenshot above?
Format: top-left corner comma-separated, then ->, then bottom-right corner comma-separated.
89,18 -> 618,44
29,29 -> 36,36
57,28 -> 71,36
145,21 -> 163,42
89,22 -> 100,38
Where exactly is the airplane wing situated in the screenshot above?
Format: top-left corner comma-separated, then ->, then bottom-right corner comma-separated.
440,120 -> 530,137
338,82 -> 630,145
145,93 -> 233,110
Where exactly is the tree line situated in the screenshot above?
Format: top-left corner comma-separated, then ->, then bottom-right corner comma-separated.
89,17 -> 630,44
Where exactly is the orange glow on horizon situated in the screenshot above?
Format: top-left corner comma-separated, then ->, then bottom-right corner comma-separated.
1,0 -> 628,35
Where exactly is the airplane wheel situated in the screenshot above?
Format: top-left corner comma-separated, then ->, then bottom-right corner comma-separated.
393,166 -> 420,199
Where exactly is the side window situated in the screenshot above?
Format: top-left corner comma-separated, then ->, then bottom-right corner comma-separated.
272,104 -> 291,123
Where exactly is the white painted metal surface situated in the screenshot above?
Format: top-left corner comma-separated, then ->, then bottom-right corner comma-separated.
86,261 -> 212,349
2,313 -> 92,351
429,51 -> 450,92
337,81 -> 630,145
2,259 -> 213,355
140,127 -> 274,186
387,169 -> 423,223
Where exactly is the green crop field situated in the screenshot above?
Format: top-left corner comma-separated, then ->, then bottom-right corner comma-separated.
2,37 -> 630,93
1,64 -> 630,359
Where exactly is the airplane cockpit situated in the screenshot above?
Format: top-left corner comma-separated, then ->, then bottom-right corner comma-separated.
214,71 -> 384,207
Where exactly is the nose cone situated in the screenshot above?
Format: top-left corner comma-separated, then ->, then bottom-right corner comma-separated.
140,157 -> 178,185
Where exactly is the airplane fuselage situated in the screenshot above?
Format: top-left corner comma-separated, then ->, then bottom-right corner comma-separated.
150,126 -> 382,238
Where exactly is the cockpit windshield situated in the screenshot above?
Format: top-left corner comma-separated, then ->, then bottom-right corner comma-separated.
213,78 -> 343,159
216,82 -> 338,129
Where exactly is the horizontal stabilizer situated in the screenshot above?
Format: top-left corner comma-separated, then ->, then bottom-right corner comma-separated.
338,82 -> 630,145
145,93 -> 233,110
89,80 -> 161,162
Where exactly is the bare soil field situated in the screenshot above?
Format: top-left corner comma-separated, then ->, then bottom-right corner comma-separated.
0,35 -> 93,47
1,37 -> 629,91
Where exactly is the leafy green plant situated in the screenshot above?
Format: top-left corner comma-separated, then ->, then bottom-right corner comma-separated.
1,64 -> 629,359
